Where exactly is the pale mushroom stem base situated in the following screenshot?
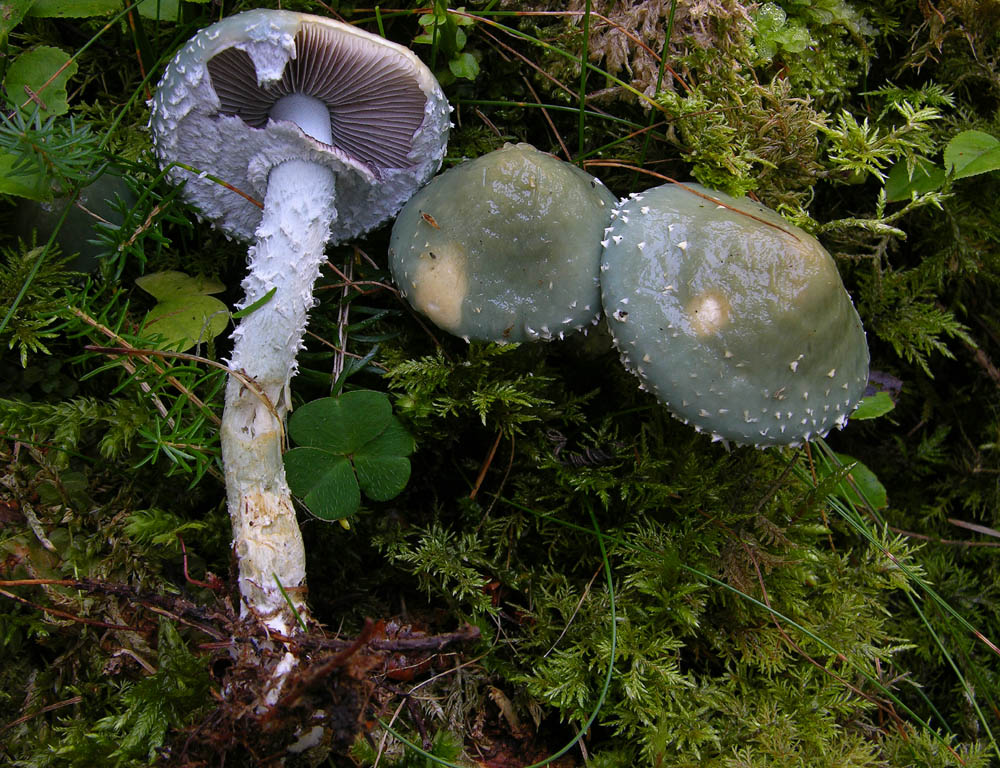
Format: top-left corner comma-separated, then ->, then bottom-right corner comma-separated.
220,157 -> 337,638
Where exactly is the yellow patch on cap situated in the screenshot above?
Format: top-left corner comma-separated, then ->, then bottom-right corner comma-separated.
411,243 -> 468,333
685,291 -> 731,337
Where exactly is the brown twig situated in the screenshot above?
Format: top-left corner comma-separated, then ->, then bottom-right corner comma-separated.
0,578 -> 234,639
21,85 -> 48,112
469,430 -> 504,500
888,525 -> 1000,548
266,619 -> 380,718
971,346 -> 1000,387
521,76 -> 572,161
179,535 -> 225,592
124,5 -> 152,101
82,344 -> 265,421
0,587 -> 139,632
456,8 -> 689,97
305,329 -> 387,369
475,107 -> 503,138
1,695 -> 84,734
482,432 -> 517,519
118,203 -> 164,252
480,26 -> 584,108
71,306 -> 231,425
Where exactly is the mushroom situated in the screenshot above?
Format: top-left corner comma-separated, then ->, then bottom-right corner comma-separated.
150,9 -> 449,635
389,143 -> 617,342
600,182 -> 869,446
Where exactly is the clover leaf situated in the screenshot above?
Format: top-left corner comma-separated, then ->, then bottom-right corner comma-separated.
284,390 -> 415,521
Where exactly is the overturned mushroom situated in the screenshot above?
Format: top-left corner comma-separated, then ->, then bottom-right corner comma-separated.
600,183 -> 869,446
389,143 -> 617,342
150,9 -> 449,636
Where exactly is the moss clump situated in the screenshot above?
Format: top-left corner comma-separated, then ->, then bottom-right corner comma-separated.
2,1 -> 999,765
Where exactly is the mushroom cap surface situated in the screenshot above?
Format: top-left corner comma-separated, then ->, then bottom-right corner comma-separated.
150,9 -> 449,243
601,183 -> 869,446
389,143 -> 617,342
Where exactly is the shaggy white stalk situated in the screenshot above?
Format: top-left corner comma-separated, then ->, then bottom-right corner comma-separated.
220,155 -> 336,637
149,7 -> 450,718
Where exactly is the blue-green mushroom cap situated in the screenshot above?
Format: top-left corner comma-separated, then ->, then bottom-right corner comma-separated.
601,183 -> 869,447
389,143 -> 617,342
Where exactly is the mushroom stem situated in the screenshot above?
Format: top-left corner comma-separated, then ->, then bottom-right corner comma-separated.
221,156 -> 337,635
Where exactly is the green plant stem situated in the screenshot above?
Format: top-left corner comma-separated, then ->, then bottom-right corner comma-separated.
577,0 -> 592,160
636,0 -> 678,178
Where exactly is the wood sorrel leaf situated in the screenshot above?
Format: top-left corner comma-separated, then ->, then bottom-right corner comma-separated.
285,391 -> 414,521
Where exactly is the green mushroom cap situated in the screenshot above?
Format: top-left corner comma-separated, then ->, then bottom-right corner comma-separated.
389,143 -> 617,342
601,183 -> 869,447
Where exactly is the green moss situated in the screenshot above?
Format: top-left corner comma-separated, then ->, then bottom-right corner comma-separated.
1,1 -> 999,765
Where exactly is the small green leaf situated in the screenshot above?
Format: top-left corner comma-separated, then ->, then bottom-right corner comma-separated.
884,157 -> 945,202
0,0 -> 33,46
355,455 -> 411,501
141,295 -> 229,352
851,391 -> 895,420
137,0 -> 209,17
285,391 -> 414,521
363,418 -> 417,457
136,271 -> 229,351
27,0 -> 119,17
448,52 -> 480,80
288,391 -> 393,454
136,0 -> 181,20
284,448 -> 360,521
753,3 -> 811,60
944,130 -> 1000,180
828,454 -> 889,510
0,151 -> 52,199
230,286 -> 276,319
4,46 -> 77,118
136,270 -> 225,301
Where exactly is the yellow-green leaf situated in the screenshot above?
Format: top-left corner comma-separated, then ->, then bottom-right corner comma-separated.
0,0 -> 33,45
27,0 -> 119,17
0,151 -> 52,199
944,130 -> 1000,180
4,46 -> 77,118
141,295 -> 229,351
851,392 -> 895,420
136,270 -> 225,301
